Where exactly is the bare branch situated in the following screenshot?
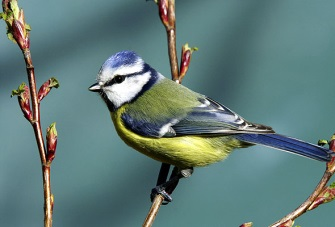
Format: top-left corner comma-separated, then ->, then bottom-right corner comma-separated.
143,195 -> 165,227
2,1 -> 58,226
269,135 -> 335,227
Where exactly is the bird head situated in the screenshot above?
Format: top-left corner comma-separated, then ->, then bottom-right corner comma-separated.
89,51 -> 161,111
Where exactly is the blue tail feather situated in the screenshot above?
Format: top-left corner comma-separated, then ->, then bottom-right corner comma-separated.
234,133 -> 333,162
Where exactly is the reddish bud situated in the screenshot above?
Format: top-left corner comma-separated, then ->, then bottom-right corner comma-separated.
239,222 -> 253,227
46,122 -> 58,165
308,182 -> 335,210
1,0 -> 31,50
278,219 -> 294,227
157,0 -> 169,27
179,43 -> 198,82
12,19 -> 29,49
11,82 -> 32,122
38,77 -> 60,103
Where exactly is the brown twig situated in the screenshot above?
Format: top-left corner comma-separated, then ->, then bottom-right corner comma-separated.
269,136 -> 335,227
24,50 -> 47,163
143,195 -> 165,227
2,1 -> 58,226
24,49 -> 53,227
158,0 -> 179,82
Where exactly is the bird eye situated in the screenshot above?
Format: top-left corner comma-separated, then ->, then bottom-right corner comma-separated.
114,75 -> 125,84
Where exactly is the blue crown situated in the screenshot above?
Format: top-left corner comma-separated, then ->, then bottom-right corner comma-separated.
103,51 -> 141,69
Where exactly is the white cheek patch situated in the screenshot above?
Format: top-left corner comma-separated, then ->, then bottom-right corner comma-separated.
104,72 -> 151,108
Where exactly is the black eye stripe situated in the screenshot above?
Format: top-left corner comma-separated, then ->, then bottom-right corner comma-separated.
114,75 -> 125,83
103,65 -> 150,87
104,75 -> 125,87
103,72 -> 144,87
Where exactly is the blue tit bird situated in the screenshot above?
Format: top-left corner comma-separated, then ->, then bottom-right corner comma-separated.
89,51 -> 333,199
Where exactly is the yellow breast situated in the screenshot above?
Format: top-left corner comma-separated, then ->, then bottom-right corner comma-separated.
111,107 -> 246,168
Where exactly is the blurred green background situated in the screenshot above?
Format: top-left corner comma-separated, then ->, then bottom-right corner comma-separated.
1,1 -> 335,226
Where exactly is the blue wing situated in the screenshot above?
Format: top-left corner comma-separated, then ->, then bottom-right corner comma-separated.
172,97 -> 274,135
121,97 -> 274,137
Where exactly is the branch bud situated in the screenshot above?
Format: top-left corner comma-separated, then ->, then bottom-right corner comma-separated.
46,122 -> 58,165
278,219 -> 294,227
308,182 -> 335,210
1,0 -> 31,50
38,77 -> 60,103
11,18 -> 29,49
239,222 -> 253,227
156,0 -> 169,28
317,139 -> 328,147
11,82 -> 32,122
179,43 -> 198,82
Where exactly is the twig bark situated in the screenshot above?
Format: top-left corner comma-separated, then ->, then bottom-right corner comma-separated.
270,169 -> 333,226
143,195 -> 165,227
24,49 -> 53,227
166,1 -> 179,82
269,138 -> 335,227
24,50 -> 47,163
1,1 -> 57,226
157,0 -> 179,82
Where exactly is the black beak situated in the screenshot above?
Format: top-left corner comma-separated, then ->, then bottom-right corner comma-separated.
89,83 -> 102,92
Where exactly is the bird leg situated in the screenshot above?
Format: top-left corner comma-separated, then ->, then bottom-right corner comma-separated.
151,166 -> 193,204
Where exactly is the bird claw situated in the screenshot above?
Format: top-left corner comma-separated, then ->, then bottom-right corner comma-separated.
150,167 -> 193,204
151,186 -> 173,204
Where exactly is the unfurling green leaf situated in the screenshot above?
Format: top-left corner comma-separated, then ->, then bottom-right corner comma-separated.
11,82 -> 26,97
1,0 -> 31,49
38,77 -> 60,103
11,82 -> 32,122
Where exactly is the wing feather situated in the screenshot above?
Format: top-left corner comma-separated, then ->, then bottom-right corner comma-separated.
172,97 -> 274,136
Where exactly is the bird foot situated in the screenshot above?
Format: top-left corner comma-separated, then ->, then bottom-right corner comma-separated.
150,167 -> 194,204
151,186 -> 173,204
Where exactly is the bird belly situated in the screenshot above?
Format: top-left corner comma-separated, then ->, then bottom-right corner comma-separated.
111,112 -> 249,168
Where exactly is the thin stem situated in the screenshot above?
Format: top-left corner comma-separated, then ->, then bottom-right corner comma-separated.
24,50 -> 37,119
23,49 -> 47,164
23,48 -> 53,227
142,195 -> 165,227
167,29 -> 178,81
43,166 -> 53,227
269,162 -> 335,227
166,0 -> 179,82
